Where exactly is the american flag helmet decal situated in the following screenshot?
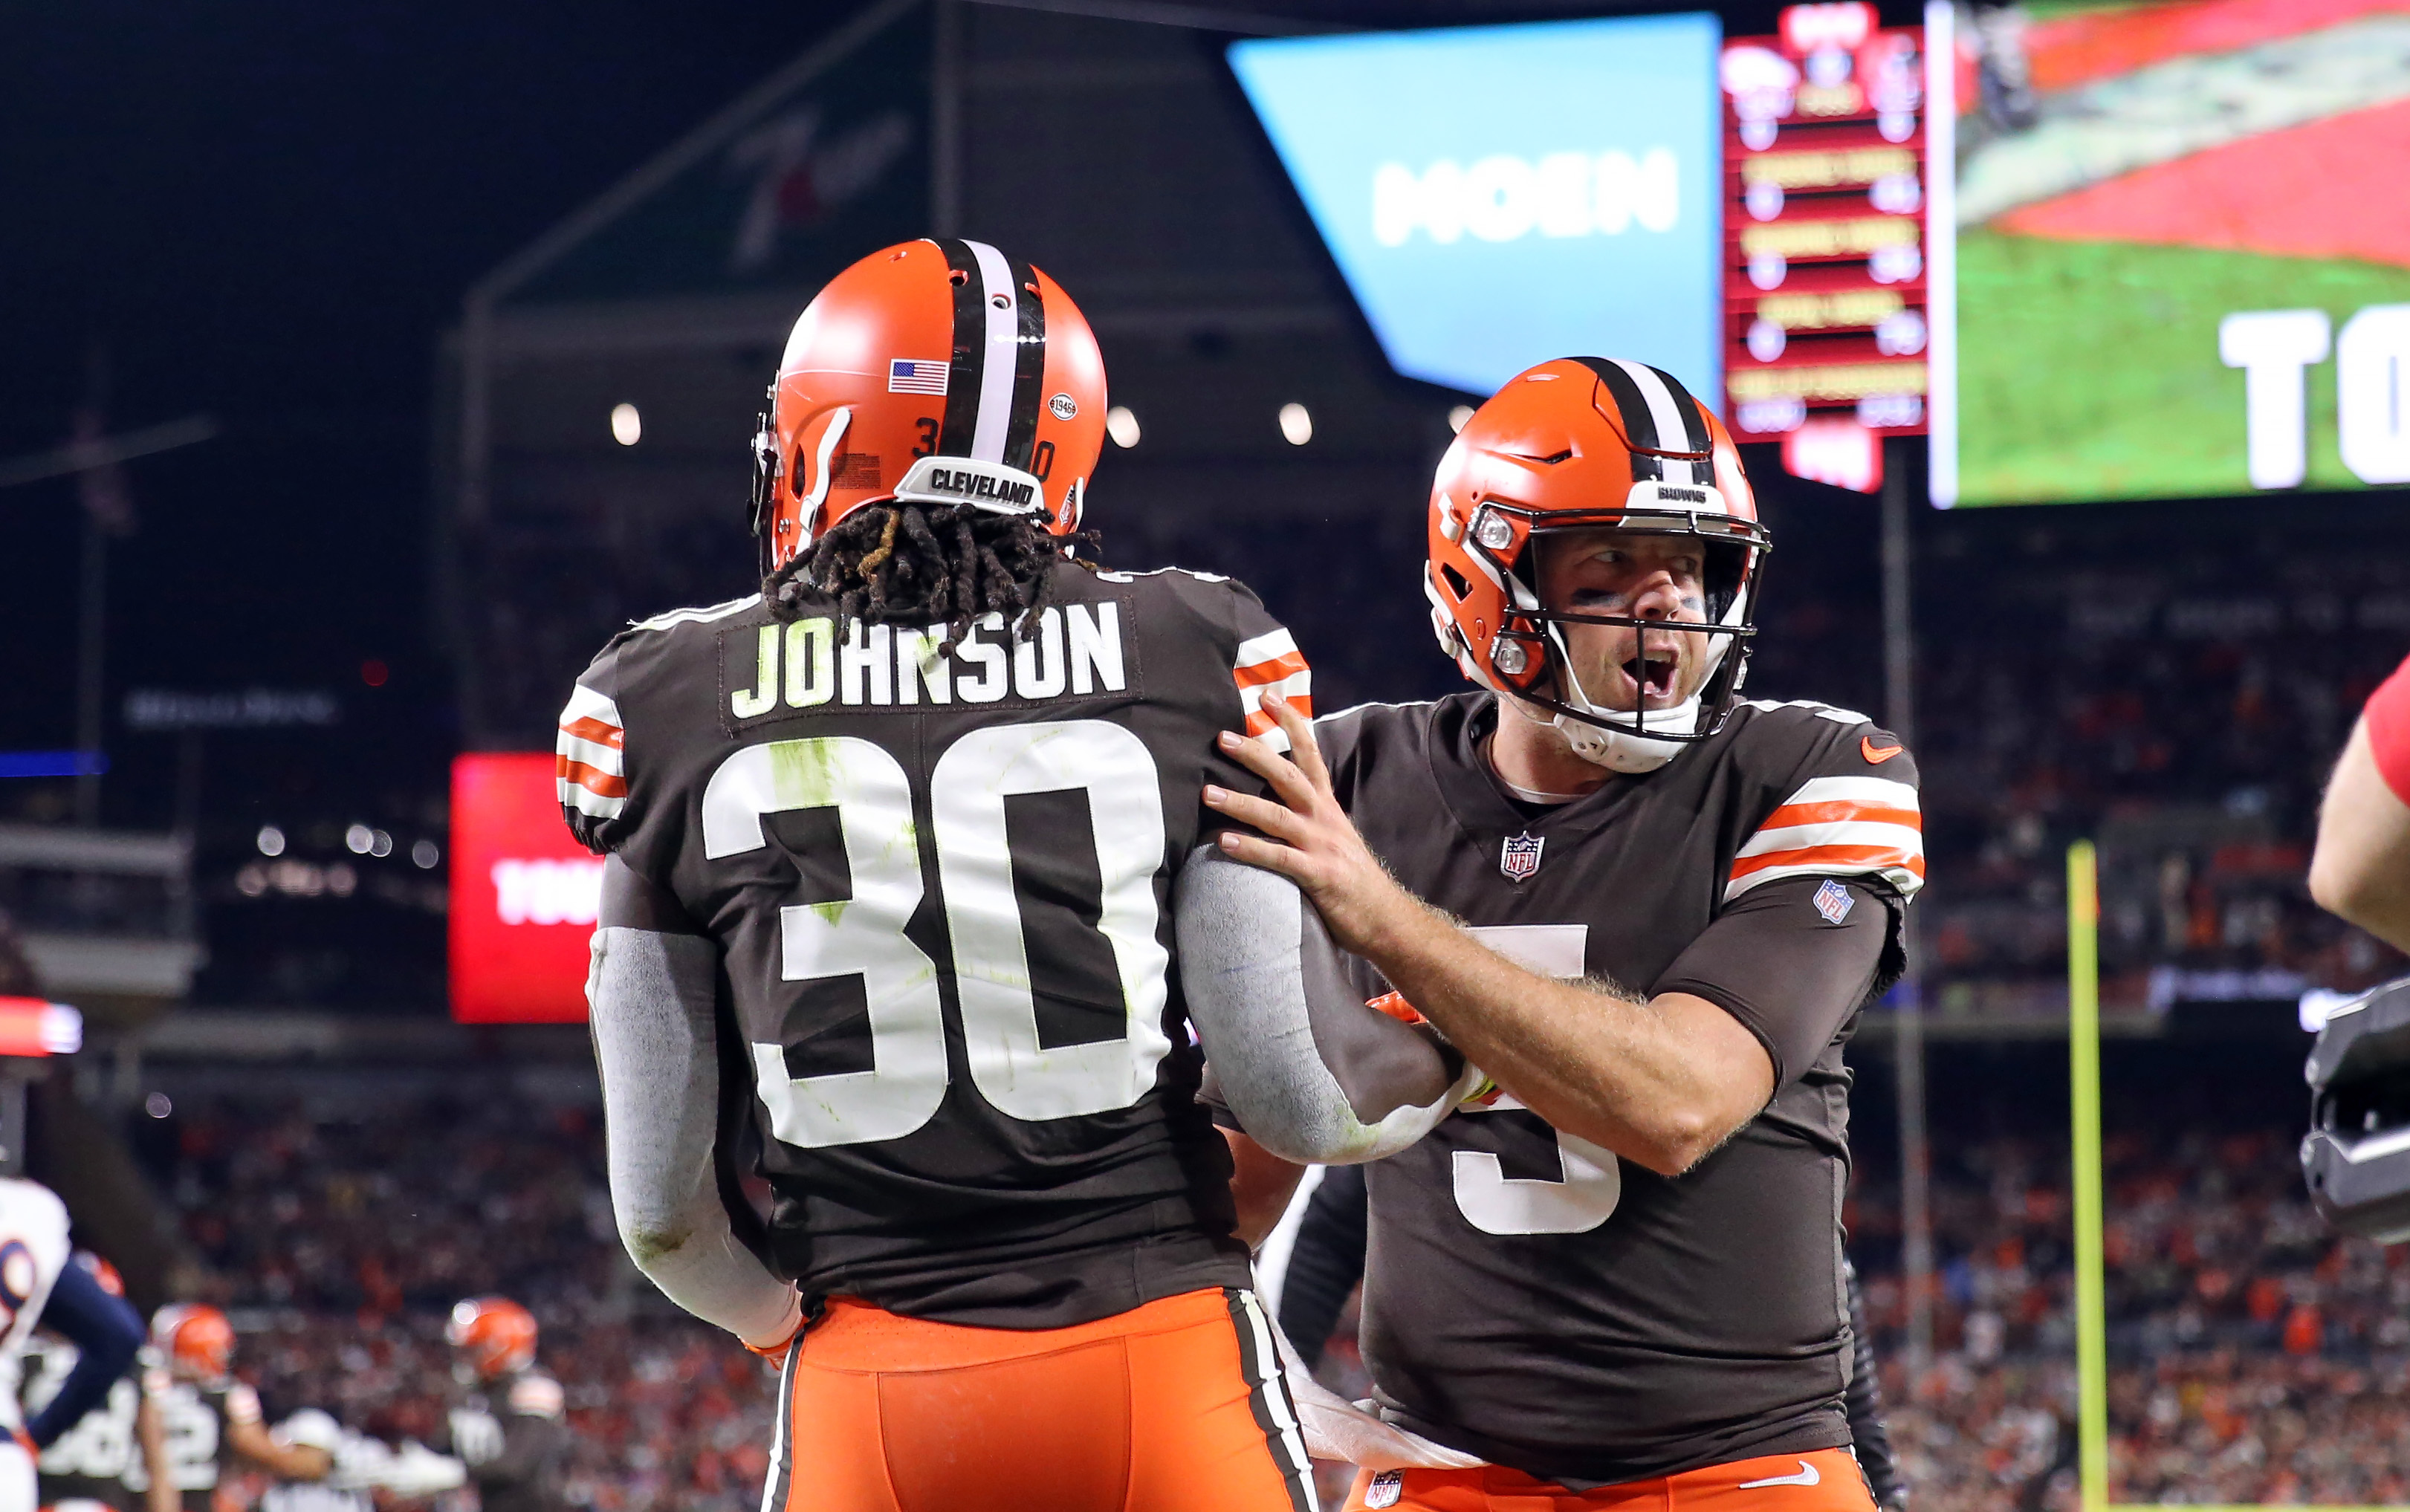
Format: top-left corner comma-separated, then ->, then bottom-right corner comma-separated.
886,359 -> 949,395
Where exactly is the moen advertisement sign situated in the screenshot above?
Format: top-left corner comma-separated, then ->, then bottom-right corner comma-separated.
1229,13 -> 1723,402
450,753 -> 601,1024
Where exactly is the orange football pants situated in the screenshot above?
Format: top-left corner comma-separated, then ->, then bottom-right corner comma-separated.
1344,1447 -> 1875,1512
762,1286 -> 1316,1512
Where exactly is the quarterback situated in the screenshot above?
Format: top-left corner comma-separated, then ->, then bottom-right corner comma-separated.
567,239 -> 1463,1512
1208,358 -> 1924,1511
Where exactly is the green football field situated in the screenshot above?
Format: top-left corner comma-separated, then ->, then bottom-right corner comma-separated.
1953,230 -> 2410,505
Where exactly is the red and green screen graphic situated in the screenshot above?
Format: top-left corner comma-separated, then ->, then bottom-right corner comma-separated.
1938,0 -> 2410,504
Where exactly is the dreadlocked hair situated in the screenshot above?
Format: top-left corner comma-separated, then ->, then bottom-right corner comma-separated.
762,501 -> 1101,643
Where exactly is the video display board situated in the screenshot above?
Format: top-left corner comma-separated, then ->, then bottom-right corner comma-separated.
1720,4 -> 1930,493
1229,13 -> 1723,403
449,753 -> 602,1024
1929,0 -> 2410,506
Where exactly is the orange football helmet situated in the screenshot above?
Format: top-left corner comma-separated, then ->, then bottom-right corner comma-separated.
750,239 -> 1107,577
447,1296 -> 537,1378
152,1303 -> 234,1383
1425,357 -> 1770,773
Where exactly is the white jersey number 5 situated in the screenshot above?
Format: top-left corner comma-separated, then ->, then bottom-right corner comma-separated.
1445,924 -> 1622,1236
702,721 -> 1172,1149
1452,1125 -> 1623,1236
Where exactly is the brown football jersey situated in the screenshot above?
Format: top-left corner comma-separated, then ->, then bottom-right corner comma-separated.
559,560 -> 1312,1328
1318,692 -> 1923,1487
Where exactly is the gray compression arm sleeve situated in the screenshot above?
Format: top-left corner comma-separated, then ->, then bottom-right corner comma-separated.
589,925 -> 803,1349
1175,846 -> 1471,1164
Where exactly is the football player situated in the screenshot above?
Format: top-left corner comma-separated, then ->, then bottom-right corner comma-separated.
570,239 -> 1465,1512
146,1305 -> 342,1511
0,1189 -> 142,1512
439,1297 -> 563,1512
29,1252 -> 175,1512
1204,358 -> 1925,1511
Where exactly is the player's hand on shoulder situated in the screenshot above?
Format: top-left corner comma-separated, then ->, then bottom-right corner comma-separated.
1204,692 -> 1423,958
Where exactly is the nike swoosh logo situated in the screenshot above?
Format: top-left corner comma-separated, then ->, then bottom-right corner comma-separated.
1737,1461 -> 1821,1489
1860,736 -> 1904,765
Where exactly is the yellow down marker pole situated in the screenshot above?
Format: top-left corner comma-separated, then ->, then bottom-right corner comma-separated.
2068,840 -> 2108,1512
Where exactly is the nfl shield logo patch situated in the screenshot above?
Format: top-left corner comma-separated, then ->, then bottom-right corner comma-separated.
1813,879 -> 1855,924
1500,832 -> 1544,883
1366,1470 -> 1406,1508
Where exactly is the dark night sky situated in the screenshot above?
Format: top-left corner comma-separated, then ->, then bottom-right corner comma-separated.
0,2 -> 854,827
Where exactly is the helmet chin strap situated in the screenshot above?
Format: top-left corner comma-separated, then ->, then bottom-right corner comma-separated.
1538,617 -> 1730,775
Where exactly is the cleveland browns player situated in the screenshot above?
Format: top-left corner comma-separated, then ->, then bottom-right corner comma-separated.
566,239 -> 1463,1512
439,1298 -> 564,1512
1205,357 -> 1924,1512
143,1306 -> 340,1512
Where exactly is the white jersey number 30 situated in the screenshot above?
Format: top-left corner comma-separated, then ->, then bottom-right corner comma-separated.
702,720 -> 1173,1149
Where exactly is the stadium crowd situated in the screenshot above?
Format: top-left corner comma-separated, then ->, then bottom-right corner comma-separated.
126,1085 -> 2410,1512
451,499 -> 2410,1027
1854,1117 -> 2410,1511
1898,524 -> 2410,1017
155,1094 -> 776,1512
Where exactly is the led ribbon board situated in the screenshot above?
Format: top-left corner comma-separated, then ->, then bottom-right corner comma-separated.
1230,13 -> 1723,403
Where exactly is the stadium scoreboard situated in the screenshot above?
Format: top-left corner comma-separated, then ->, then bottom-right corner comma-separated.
1926,0 -> 2410,506
1720,2 -> 1930,495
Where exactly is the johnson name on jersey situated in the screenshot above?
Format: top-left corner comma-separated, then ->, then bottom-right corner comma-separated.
1313,692 -> 1922,1488
559,561 -> 1311,1328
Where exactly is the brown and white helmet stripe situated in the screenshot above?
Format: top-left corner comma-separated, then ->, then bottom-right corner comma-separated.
1573,357 -> 1718,489
934,239 -> 1052,478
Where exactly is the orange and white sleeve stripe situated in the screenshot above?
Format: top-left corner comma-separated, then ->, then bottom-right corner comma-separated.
557,683 -> 627,822
1233,628 -> 1312,753
1726,775 -> 1923,902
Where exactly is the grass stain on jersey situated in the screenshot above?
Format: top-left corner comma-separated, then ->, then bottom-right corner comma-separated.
768,737 -> 849,808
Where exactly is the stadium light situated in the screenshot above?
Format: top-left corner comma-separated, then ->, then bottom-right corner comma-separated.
610,402 -> 642,446
1278,403 -> 1313,445
1106,406 -> 1141,448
